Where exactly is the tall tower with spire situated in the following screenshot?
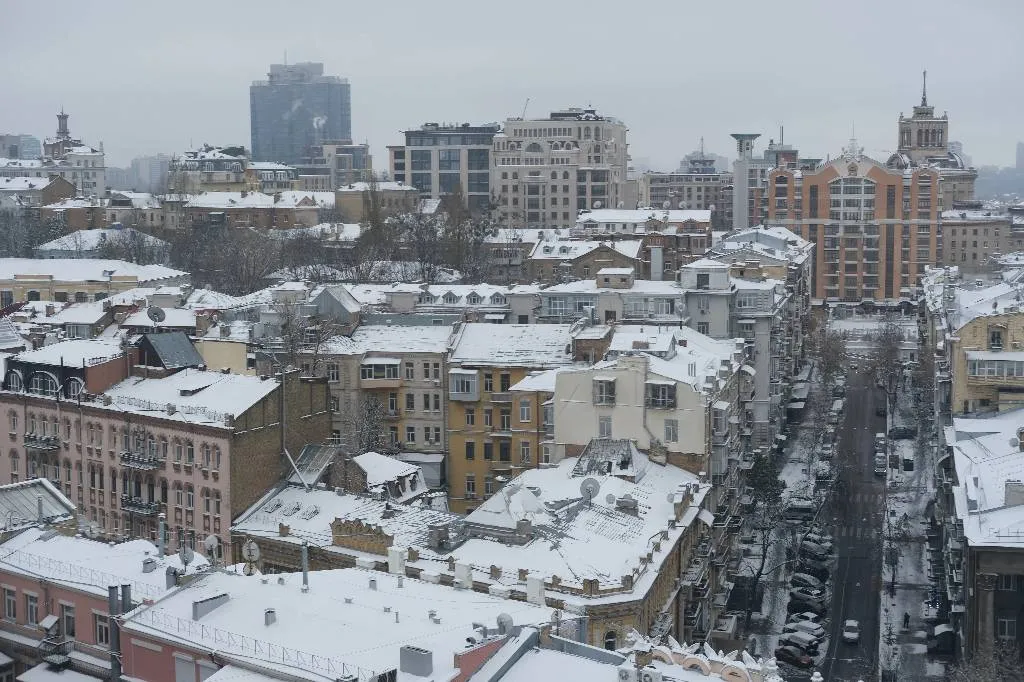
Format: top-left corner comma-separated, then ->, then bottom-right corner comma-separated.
896,70 -> 949,165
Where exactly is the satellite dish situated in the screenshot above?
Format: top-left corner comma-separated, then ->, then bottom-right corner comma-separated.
667,492 -> 676,503
662,200 -> 671,209
241,539 -> 261,563
1012,437 -> 1020,448
178,545 -> 194,570
147,306 -> 166,323
592,200 -> 603,209
243,563 -> 256,576
605,493 -> 617,505
579,477 -> 601,503
203,534 -> 219,555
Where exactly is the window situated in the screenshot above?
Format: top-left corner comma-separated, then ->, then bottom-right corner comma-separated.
8,413 -> 16,433
186,485 -> 194,509
433,394 -> 440,411
599,416 -> 612,439
998,617 -> 1017,641
519,399 -> 531,422
451,373 -> 477,395
520,441 -> 531,463
404,362 -> 414,379
594,379 -> 616,405
465,475 -> 476,499
465,441 -> 475,460
499,441 -> 511,462
406,427 -> 416,443
26,593 -> 37,625
465,408 -> 475,425
696,321 -> 709,335
500,409 -> 511,430
696,273 -> 710,290
61,603 -> 75,638
185,441 -> 194,464
405,393 -> 415,411
360,363 -> 399,380
484,373 -> 493,392
604,630 -> 617,651
483,442 -> 493,460
326,363 -> 339,381
999,575 -> 1016,591
664,419 -> 679,443
3,588 -> 14,620
330,396 -> 340,412
95,613 -> 110,647
484,409 -> 492,427
990,328 -> 1004,351
647,383 -> 676,409
500,373 -> 511,392
28,373 -> 58,396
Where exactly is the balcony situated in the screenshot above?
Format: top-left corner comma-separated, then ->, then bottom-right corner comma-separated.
543,422 -> 554,437
383,409 -> 402,420
684,601 -> 704,627
120,451 -> 162,470
489,392 -> 513,403
359,376 -> 403,390
711,614 -> 739,639
24,434 -> 60,451
39,636 -> 73,669
121,495 -> 160,516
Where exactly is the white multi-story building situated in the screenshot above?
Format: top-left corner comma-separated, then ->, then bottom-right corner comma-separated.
0,112 -> 105,198
492,107 -> 628,230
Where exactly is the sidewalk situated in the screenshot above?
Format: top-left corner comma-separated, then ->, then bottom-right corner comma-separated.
876,398 -> 946,680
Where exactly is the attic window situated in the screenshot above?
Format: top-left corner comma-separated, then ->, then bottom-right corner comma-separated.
442,293 -> 458,304
418,294 -> 435,304
466,293 -> 481,305
490,294 -> 506,305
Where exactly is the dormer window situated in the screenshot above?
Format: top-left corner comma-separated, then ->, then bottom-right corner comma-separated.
490,293 -> 506,305
442,292 -> 459,305
466,293 -> 481,305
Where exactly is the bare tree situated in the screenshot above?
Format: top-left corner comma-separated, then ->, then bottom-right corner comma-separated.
871,316 -> 905,413
96,228 -> 167,264
741,454 -> 789,627
390,211 -> 445,284
946,645 -> 1024,681
273,301 -> 343,374
819,328 -> 847,388
168,223 -> 280,294
341,395 -> 389,455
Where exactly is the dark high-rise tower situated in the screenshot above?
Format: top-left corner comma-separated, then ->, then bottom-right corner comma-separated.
250,62 -> 351,164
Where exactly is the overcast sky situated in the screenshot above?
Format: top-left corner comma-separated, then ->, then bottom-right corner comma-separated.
3,0 -> 1022,170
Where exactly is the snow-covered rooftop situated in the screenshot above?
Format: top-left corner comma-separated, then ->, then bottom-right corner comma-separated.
598,325 -> 740,391
349,324 -> 453,354
103,368 -> 278,426
577,208 -> 712,225
13,338 -> 123,367
530,239 -> 642,260
0,177 -> 54,191
458,452 -> 708,594
508,368 -> 564,394
121,567 -> 552,682
185,191 -> 275,209
336,181 -> 415,193
948,410 -> 1024,547
353,452 -> 419,488
0,526 -> 208,601
276,190 -> 335,209
0,258 -> 185,284
43,301 -> 109,325
540,278 -> 681,295
42,197 -> 102,210
35,227 -> 168,252
247,162 -> 295,171
122,306 -> 197,329
449,323 -> 575,367
109,191 -> 162,209
232,483 -> 458,555
343,282 -> 527,308
710,224 -> 813,265
0,479 -> 75,530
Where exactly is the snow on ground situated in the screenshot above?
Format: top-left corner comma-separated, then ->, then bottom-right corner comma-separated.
877,391 -> 947,679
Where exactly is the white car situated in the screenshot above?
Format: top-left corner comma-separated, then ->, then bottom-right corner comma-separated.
842,619 -> 860,644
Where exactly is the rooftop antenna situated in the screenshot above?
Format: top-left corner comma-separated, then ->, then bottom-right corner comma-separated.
699,136 -> 705,157
921,69 -> 928,107
520,98 -> 530,119
780,125 -> 784,146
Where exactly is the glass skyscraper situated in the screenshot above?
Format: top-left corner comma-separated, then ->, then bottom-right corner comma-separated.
250,62 -> 351,164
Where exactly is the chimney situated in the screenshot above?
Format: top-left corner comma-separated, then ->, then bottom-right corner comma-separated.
300,540 -> 310,592
264,608 -> 276,626
121,584 -> 132,614
369,578 -> 377,591
36,495 -> 43,524
400,646 -> 433,677
108,586 -> 122,681
157,513 -> 166,556
142,557 -> 157,573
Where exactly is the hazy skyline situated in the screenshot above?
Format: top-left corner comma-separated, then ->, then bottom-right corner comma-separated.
3,0 -> 1022,170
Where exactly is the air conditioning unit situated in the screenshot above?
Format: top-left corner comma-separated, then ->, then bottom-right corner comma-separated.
617,668 -> 637,682
639,669 -> 662,682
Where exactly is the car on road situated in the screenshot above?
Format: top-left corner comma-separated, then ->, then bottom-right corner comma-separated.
787,611 -> 824,625
842,619 -> 861,644
784,620 -> 827,639
875,404 -> 886,417
774,645 -> 814,668
850,362 -> 858,370
803,534 -> 834,553
790,572 -> 825,590
874,455 -> 888,476
799,540 -> 831,560
790,587 -> 828,604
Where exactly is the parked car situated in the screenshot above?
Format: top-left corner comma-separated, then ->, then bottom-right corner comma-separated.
784,620 -> 826,639
803,534 -> 834,553
797,561 -> 830,583
778,631 -> 820,655
889,426 -> 918,440
774,645 -> 814,668
800,540 -> 831,560
787,598 -> 828,616
790,587 -> 828,604
874,456 -> 888,476
842,619 -> 861,644
787,611 -> 824,625
790,572 -> 825,591
875,404 -> 886,417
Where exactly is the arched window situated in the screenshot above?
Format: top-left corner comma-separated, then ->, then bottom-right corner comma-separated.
173,482 -> 183,506
202,443 -> 211,467
604,630 -> 617,650
134,474 -> 142,498
583,127 -> 591,139
185,485 -> 194,509
213,490 -> 221,515
147,435 -> 157,457
173,439 -> 183,462
64,378 -> 84,400
185,441 -> 194,464
212,446 -> 221,470
202,488 -> 211,513
28,372 -> 58,396
27,413 -> 36,435
160,479 -> 168,504
525,142 -> 543,153
550,171 -> 557,179
160,437 -> 168,459
562,171 -> 570,180
146,476 -> 155,502
6,370 -> 23,392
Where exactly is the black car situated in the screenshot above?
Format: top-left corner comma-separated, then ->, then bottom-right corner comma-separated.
787,597 -> 828,616
875,404 -> 886,417
797,563 -> 830,582
889,426 -> 918,440
774,645 -> 814,668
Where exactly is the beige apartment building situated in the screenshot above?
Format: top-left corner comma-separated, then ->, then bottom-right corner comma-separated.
768,139 -> 940,303
492,107 -> 628,230
940,209 -> 1013,271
